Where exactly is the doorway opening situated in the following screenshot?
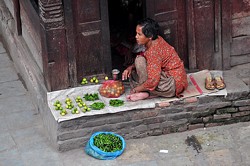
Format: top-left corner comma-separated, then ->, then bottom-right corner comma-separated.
108,0 -> 144,73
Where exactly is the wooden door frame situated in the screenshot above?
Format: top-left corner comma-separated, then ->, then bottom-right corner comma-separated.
39,0 -> 69,91
186,0 -> 232,70
221,0 -> 232,70
64,0 -> 112,85
63,0 -> 78,87
186,0 -> 196,70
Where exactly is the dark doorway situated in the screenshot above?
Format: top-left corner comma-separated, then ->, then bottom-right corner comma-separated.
108,0 -> 144,72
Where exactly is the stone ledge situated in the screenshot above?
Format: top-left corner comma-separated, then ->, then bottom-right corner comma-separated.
54,71 -> 250,152
55,93 -> 250,152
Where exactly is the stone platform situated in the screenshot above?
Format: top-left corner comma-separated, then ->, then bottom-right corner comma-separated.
55,69 -> 249,151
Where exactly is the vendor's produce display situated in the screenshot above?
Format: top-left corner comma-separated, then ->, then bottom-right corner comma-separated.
84,93 -> 99,101
53,100 -> 63,110
81,78 -> 88,85
99,80 -> 125,98
90,102 -> 105,110
71,108 -> 80,114
65,98 -> 74,109
85,131 -> 126,160
81,75 -> 109,85
90,76 -> 99,84
52,93 -> 103,116
60,109 -> 68,116
109,99 -> 124,107
51,82 -> 127,117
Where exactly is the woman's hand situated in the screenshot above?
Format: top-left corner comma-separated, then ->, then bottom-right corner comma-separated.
122,65 -> 133,80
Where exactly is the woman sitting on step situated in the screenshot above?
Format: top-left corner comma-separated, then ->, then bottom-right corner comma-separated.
122,18 -> 188,101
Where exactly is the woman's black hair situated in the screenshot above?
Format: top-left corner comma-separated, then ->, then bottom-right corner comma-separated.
137,18 -> 159,40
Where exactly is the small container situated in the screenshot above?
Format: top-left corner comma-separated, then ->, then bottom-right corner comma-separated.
112,69 -> 120,80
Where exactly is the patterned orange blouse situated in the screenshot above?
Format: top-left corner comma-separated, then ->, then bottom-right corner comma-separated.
142,36 -> 188,96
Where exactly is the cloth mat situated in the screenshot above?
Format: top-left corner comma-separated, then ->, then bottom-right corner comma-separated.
47,70 -> 227,122
159,69 -> 227,103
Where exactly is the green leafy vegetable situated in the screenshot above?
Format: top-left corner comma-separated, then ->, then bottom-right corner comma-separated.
94,133 -> 123,152
109,99 -> 124,107
84,93 -> 99,101
90,102 -> 105,110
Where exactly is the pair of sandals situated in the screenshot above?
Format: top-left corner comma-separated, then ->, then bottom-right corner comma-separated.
205,76 -> 226,90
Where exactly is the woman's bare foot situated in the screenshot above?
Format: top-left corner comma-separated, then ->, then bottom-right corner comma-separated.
126,92 -> 149,101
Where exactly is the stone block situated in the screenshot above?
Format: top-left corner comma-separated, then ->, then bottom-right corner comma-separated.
189,117 -> 203,124
198,95 -> 226,104
58,128 -> 92,141
192,109 -> 216,118
205,122 -> 223,127
133,125 -> 148,132
105,114 -> 131,124
116,120 -> 143,129
239,106 -> 250,111
159,107 -> 184,114
147,129 -> 163,136
224,70 -> 249,100
161,119 -> 188,128
188,123 -> 204,130
167,112 -> 191,121
132,110 -> 159,120
203,116 -> 213,123
156,101 -> 170,107
143,116 -> 165,125
233,99 -> 250,107
148,123 -> 161,130
216,107 -> 238,114
214,114 -> 231,120
232,111 -> 250,117
184,97 -> 198,103
177,124 -> 188,132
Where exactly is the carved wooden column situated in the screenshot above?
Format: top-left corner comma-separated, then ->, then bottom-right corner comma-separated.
39,0 -> 69,91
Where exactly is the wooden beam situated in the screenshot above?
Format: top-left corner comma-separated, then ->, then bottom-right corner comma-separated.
186,0 -> 197,70
63,0 -> 78,87
221,0 -> 232,70
13,0 -> 21,35
213,0 -> 223,70
39,0 -> 69,91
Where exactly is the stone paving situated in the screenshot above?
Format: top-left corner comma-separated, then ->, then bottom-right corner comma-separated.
0,40 -> 250,166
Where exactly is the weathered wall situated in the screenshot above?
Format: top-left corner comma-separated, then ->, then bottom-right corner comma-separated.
231,0 -> 250,66
0,0 -> 58,148
20,1 -> 42,71
57,92 -> 250,152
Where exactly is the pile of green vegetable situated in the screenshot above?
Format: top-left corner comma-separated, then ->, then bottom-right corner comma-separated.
93,133 -> 123,152
109,99 -> 124,107
90,102 -> 105,110
84,93 -> 99,101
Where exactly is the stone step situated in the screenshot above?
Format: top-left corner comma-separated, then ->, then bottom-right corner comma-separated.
54,74 -> 250,151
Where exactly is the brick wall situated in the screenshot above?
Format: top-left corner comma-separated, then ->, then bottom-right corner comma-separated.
57,95 -> 250,151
